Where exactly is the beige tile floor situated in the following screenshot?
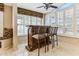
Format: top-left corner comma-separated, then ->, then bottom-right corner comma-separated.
0,44 -> 28,56
0,37 -> 79,56
28,37 -> 79,56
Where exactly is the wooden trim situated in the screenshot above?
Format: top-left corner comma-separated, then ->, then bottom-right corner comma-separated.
0,3 -> 4,11
17,7 -> 43,18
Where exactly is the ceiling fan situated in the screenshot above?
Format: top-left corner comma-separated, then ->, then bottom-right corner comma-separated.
37,3 -> 58,10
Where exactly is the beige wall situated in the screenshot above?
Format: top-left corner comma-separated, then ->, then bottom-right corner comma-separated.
0,11 -> 3,37
4,5 -> 12,28
0,5 -> 13,50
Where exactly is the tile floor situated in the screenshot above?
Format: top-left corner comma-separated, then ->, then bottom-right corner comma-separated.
28,37 -> 79,56
0,44 -> 28,56
0,37 -> 79,56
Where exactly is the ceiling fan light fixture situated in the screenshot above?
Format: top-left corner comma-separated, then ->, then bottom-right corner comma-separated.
37,3 -> 58,10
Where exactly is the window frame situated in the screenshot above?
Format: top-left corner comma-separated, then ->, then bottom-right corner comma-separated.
17,14 -> 43,36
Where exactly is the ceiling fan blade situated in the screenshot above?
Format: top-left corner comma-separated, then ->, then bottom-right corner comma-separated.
43,3 -> 53,5
50,6 -> 58,8
48,3 -> 53,4
37,6 -> 45,8
43,3 -> 47,5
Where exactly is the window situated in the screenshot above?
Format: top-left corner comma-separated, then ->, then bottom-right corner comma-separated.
24,15 -> 30,25
17,25 -> 24,35
24,15 -> 30,35
31,16 -> 37,25
36,17 -> 42,25
75,4 -> 79,33
45,14 -> 56,26
0,11 -> 3,37
57,11 -> 64,34
65,7 -> 73,33
41,4 -> 79,37
50,14 -> 56,26
17,14 -> 25,36
17,14 -> 43,36
45,15 -> 50,26
17,14 -> 31,36
57,11 -> 64,27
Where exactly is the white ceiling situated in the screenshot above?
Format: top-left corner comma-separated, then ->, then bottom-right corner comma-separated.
17,3 -> 64,13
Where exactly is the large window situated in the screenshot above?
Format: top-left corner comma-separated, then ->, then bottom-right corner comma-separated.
75,4 -> 79,33
17,14 -> 42,36
24,15 -> 30,35
57,4 -> 75,36
45,15 -> 50,26
57,11 -> 64,34
65,7 -> 73,33
31,16 -> 37,25
17,14 -> 27,36
31,16 -> 42,25
36,17 -> 42,25
50,14 -> 56,26
57,11 -> 64,27
57,6 -> 74,35
45,13 -> 56,26
45,4 -> 79,37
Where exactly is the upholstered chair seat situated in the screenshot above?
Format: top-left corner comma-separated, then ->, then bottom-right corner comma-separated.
32,34 -> 46,40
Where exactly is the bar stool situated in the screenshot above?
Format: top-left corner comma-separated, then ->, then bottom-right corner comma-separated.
32,26 -> 47,56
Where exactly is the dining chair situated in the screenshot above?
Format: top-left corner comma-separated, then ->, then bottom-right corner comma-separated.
32,26 -> 47,56
49,27 -> 58,48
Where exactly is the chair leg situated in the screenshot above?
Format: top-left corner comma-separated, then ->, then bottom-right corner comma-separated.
47,37 -> 49,51
45,38 -> 46,53
38,40 -> 40,56
56,35 -> 58,46
52,35 -> 55,49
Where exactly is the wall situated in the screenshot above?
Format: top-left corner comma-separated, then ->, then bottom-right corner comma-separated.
4,5 -> 12,28
0,5 -> 13,50
0,12 -> 3,37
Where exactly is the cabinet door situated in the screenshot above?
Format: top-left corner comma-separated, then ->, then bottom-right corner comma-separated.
0,11 -> 3,37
